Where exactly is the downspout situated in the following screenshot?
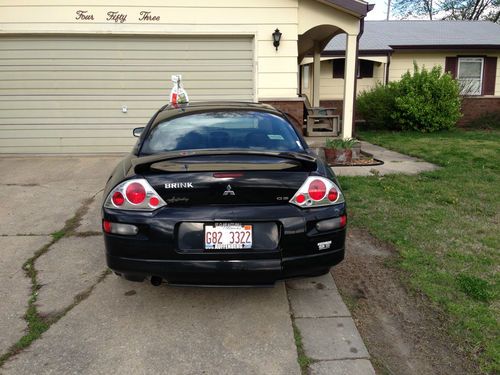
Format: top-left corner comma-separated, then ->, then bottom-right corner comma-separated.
385,51 -> 392,86
299,63 -> 303,96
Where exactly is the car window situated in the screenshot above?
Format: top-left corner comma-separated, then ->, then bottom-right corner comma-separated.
140,111 -> 304,155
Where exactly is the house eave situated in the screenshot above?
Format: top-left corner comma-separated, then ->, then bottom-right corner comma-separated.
314,0 -> 373,17
322,49 -> 392,56
389,44 -> 500,51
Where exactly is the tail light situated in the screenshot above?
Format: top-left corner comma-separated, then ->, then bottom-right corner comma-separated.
104,179 -> 166,211
290,177 -> 344,208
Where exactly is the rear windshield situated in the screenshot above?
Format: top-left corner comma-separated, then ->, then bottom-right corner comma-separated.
140,110 -> 304,155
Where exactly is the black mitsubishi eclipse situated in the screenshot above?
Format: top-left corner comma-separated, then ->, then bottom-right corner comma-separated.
102,102 -> 347,286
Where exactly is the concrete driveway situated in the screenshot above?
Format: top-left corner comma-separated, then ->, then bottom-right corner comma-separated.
0,156 -> 373,375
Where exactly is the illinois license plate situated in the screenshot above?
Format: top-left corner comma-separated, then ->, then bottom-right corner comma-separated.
204,223 -> 253,250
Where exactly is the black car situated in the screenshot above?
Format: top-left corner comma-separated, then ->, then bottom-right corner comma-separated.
102,102 -> 346,286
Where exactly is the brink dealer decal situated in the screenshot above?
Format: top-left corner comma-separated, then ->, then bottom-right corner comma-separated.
164,183 -> 194,189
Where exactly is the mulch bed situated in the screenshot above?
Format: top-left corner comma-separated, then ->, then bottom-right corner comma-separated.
329,156 -> 384,167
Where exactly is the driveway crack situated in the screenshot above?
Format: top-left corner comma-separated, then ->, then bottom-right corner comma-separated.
0,196 -> 105,368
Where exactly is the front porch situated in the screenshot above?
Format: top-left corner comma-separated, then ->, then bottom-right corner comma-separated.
297,1 -> 362,140
263,0 -> 369,140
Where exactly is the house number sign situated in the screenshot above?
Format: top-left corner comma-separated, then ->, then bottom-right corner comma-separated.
75,10 -> 161,23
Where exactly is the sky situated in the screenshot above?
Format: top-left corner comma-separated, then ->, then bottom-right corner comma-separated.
366,0 -> 389,20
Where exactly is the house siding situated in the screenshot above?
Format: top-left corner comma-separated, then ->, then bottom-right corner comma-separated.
0,0 -> 300,100
0,35 -> 256,153
318,58 -> 385,100
388,52 -> 445,82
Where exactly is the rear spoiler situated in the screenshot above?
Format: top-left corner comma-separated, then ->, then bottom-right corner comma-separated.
132,150 -> 317,174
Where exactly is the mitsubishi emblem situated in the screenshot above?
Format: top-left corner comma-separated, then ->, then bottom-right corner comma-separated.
223,184 -> 235,196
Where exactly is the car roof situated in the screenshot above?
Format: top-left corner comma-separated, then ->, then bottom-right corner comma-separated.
153,101 -> 283,123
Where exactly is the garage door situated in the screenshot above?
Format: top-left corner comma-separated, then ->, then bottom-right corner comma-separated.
0,35 -> 254,153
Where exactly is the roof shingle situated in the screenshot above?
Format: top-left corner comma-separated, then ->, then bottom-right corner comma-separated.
325,20 -> 500,52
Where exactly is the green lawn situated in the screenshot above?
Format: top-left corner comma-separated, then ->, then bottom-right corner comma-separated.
339,129 -> 499,373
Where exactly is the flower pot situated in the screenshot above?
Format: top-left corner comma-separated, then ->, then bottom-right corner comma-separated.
324,148 -> 336,163
324,148 -> 353,165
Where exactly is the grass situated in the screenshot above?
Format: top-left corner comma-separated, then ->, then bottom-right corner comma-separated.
292,323 -> 313,374
287,289 -> 314,374
339,128 -> 499,373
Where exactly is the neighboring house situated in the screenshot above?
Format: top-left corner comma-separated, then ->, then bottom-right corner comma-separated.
300,20 -> 500,124
0,0 -> 373,153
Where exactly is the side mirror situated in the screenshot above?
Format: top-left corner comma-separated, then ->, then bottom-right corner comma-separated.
133,127 -> 144,137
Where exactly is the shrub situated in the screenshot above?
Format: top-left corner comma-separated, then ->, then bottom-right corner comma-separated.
356,83 -> 399,130
356,63 -> 462,132
393,64 -> 461,131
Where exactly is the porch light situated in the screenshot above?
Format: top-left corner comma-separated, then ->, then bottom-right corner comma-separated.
272,28 -> 282,51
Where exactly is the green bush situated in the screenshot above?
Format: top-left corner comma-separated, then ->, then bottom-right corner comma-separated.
356,63 -> 462,132
356,83 -> 399,130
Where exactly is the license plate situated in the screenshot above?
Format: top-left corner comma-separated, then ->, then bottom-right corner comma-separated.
204,223 -> 253,250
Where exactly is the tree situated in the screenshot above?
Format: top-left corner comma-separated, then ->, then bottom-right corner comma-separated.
392,0 -> 438,20
391,0 -> 500,22
442,0 -> 500,22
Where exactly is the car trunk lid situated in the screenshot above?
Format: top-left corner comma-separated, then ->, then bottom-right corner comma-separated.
133,151 -> 316,207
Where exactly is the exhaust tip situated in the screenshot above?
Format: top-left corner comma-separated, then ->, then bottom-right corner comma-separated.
150,276 -> 162,286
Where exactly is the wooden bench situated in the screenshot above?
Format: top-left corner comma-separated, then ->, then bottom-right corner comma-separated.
301,94 -> 340,137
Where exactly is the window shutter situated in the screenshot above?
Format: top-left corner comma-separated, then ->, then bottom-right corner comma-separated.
332,59 -> 345,79
482,57 -> 497,96
445,57 -> 458,78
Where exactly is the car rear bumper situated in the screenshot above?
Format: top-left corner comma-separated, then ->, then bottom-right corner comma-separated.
106,248 -> 344,286
103,203 -> 346,286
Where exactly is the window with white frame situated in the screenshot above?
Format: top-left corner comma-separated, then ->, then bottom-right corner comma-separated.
457,57 -> 484,95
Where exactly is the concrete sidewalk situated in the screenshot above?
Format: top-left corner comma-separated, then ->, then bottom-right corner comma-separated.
287,274 -> 375,375
333,141 -> 439,176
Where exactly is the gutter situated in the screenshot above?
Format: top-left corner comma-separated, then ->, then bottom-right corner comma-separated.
385,51 -> 392,86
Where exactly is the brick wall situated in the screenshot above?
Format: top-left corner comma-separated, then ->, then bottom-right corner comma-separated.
260,100 -> 304,134
459,97 -> 500,126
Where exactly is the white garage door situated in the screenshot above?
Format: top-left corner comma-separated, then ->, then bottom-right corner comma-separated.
0,35 -> 254,153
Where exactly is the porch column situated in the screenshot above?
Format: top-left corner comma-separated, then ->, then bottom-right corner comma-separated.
312,41 -> 321,107
342,33 -> 357,139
